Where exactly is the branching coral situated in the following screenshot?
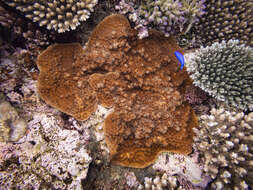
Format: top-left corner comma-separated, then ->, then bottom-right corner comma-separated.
195,0 -> 253,47
2,0 -> 98,33
194,108 -> 253,189
153,152 -> 211,187
116,0 -> 206,38
185,39 -> 253,111
37,14 -> 198,168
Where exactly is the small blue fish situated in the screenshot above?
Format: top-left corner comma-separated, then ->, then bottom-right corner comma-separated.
174,51 -> 185,70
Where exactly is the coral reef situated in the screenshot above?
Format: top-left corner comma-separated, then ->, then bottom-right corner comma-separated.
194,107 -> 253,189
0,113 -> 92,190
0,94 -> 27,142
184,85 -> 208,105
141,174 -> 178,190
185,39 -> 253,111
0,4 -> 53,54
37,14 -> 198,168
37,43 -> 97,121
195,0 -> 253,47
0,46 -> 90,189
2,0 -> 98,33
153,152 -> 211,188
0,5 -> 16,28
116,0 -> 206,38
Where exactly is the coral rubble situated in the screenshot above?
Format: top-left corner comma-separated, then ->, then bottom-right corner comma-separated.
37,14 -> 198,168
185,39 -> 253,111
196,0 -> 253,47
2,0 -> 98,33
194,107 -> 253,189
0,113 -> 92,190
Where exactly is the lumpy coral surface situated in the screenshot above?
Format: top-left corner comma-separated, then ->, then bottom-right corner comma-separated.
37,14 -> 197,168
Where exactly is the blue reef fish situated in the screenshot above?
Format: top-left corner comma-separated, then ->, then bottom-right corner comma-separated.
174,51 -> 185,70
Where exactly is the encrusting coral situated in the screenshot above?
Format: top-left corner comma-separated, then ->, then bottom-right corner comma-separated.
194,107 -> 253,189
2,0 -> 98,33
195,0 -> 253,47
37,14 -> 198,168
185,39 -> 253,111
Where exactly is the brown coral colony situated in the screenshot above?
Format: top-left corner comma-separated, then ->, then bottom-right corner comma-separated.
36,14 -> 198,168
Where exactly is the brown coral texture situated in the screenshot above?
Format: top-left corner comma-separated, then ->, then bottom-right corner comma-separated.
36,14 -> 198,168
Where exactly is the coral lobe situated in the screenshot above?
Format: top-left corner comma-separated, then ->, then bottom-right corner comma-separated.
36,14 -> 197,168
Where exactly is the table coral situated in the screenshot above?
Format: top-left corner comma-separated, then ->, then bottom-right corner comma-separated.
36,14 -> 198,168
196,0 -> 253,47
185,39 -> 253,111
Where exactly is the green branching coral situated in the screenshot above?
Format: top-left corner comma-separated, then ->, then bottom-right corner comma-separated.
186,39 -> 253,111
2,0 -> 98,33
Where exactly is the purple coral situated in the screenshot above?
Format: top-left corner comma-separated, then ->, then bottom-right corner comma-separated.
116,0 -> 206,38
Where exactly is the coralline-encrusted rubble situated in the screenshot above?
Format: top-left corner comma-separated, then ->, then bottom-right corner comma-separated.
0,94 -> 27,142
185,39 -> 253,111
194,107 -> 253,189
3,0 -> 98,33
0,113 -> 92,190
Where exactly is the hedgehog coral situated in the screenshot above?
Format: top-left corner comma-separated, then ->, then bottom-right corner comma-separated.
194,107 -> 253,189
185,39 -> 253,111
196,0 -> 253,47
2,0 -> 98,33
37,14 -> 198,168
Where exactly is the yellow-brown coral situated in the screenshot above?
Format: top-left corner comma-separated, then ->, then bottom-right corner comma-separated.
37,14 -> 197,168
37,43 -> 97,121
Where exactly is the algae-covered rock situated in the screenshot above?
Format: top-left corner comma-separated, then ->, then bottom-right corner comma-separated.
0,94 -> 27,142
